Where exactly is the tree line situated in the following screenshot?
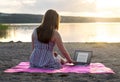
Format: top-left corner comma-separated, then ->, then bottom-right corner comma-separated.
0,13 -> 120,23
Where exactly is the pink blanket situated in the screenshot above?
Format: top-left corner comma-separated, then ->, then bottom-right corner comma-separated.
4,62 -> 114,74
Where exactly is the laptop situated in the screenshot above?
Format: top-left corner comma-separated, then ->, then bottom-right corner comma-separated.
73,50 -> 92,65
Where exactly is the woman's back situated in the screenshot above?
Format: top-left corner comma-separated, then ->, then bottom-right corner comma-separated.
29,29 -> 62,69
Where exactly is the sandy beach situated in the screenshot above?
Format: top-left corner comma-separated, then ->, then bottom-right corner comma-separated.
0,42 -> 120,82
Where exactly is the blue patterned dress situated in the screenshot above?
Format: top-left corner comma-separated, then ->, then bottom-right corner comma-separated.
29,29 -> 62,69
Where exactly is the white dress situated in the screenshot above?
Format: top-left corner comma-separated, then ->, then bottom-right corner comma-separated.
29,29 -> 62,69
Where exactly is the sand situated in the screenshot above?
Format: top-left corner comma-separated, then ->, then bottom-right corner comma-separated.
0,42 -> 120,82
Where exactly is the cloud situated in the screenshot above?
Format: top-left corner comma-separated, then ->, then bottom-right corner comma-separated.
20,0 -> 36,5
26,0 -> 96,13
0,0 -> 96,14
0,0 -> 120,17
0,0 -> 37,13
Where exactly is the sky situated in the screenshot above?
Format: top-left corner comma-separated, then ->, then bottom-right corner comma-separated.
0,0 -> 120,17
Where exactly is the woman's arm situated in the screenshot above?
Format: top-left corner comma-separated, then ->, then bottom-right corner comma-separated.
32,32 -> 34,51
54,31 -> 73,63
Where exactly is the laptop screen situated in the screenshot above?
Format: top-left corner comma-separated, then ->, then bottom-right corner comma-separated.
73,50 -> 92,65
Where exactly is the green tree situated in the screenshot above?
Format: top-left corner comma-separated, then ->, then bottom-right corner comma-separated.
0,24 -> 9,38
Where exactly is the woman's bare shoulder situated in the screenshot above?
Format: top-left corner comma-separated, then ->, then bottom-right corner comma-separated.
53,30 -> 61,38
51,30 -> 61,42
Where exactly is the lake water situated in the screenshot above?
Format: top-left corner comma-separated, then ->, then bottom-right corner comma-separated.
0,23 -> 120,43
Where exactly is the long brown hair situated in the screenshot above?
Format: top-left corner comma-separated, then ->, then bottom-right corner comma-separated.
37,9 -> 60,43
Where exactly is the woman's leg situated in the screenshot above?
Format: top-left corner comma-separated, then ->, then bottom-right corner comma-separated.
54,52 -> 66,65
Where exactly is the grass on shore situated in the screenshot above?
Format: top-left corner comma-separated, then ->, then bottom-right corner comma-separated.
0,24 -> 9,30
0,24 -> 9,38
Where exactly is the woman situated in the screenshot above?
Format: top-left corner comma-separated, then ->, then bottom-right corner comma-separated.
29,9 -> 73,69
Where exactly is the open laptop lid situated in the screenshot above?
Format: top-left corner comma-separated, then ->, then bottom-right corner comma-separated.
73,50 -> 92,65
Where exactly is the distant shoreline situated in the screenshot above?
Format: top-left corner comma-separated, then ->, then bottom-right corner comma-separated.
0,12 -> 120,23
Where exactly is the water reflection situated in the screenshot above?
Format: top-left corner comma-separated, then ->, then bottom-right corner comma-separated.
90,23 -> 120,42
0,23 -> 120,43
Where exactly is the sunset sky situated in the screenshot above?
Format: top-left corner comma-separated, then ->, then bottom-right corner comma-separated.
0,0 -> 120,17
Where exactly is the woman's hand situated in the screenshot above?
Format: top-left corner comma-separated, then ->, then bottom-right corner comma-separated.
67,58 -> 74,63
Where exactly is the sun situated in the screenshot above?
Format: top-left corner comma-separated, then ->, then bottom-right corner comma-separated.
95,0 -> 120,17
96,0 -> 120,9
86,0 -> 96,3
